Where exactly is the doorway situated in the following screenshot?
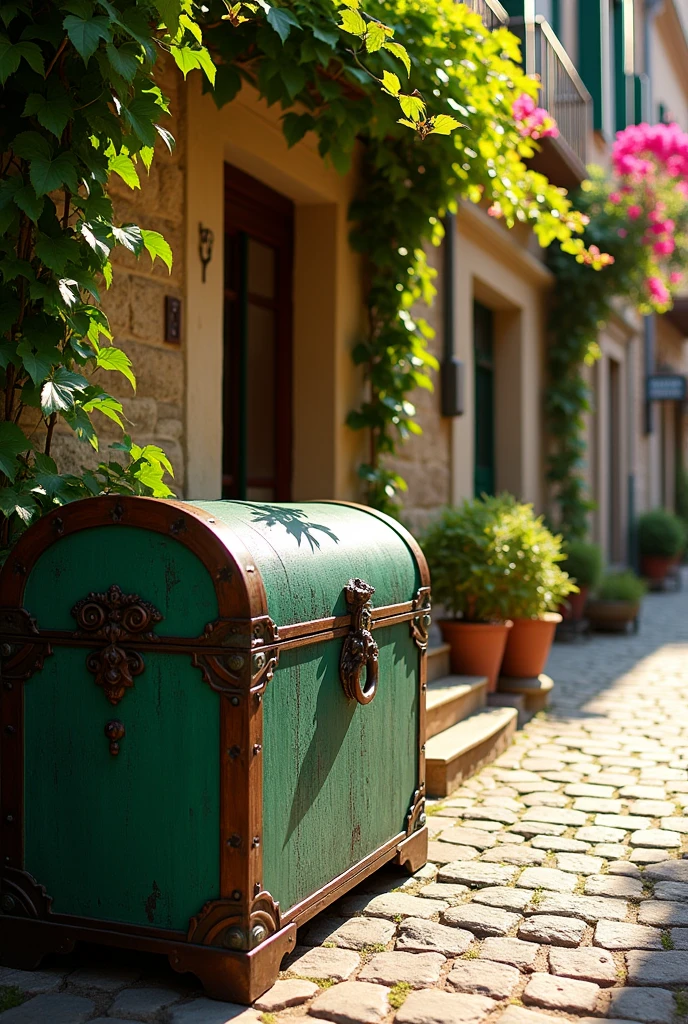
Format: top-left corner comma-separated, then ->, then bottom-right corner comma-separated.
608,357 -> 622,561
474,300 -> 496,496
223,165 -> 294,500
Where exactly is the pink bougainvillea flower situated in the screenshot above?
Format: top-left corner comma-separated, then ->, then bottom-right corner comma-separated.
609,192 -> 622,204
654,238 -> 676,255
647,275 -> 670,304
487,202 -> 503,218
628,205 -> 642,219
512,93 -> 536,120
670,271 -> 683,284
617,228 -> 628,238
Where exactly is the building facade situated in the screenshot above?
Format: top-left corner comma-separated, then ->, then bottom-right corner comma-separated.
52,0 -> 688,561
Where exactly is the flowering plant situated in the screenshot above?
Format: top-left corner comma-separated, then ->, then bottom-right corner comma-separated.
546,120 -> 688,540
605,122 -> 688,309
512,93 -> 559,141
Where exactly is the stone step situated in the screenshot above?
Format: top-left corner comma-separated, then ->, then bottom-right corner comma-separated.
497,673 -> 554,717
425,706 -> 518,798
425,674 -> 488,741
427,642 -> 450,683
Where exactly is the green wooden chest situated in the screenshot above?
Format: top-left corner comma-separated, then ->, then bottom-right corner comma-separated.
0,496 -> 430,1002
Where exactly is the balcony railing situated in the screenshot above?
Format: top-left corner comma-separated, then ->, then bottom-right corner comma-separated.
509,15 -> 592,186
463,0 -> 508,31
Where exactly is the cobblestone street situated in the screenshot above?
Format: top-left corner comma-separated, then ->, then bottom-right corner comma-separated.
3,581 -> 688,1022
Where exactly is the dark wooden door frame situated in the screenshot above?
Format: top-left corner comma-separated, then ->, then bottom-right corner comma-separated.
223,164 -> 294,501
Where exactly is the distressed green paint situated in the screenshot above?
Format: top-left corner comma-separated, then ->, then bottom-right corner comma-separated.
262,625 -> 418,913
23,526 -> 218,636
24,648 -> 220,930
191,501 -> 420,625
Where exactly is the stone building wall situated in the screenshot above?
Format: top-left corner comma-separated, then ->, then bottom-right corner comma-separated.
52,61 -> 187,493
387,245 -> 452,535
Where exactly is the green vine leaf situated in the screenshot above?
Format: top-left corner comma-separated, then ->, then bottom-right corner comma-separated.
0,423 -> 32,482
140,229 -> 173,271
41,368 -> 89,416
264,3 -> 301,43
381,70 -> 400,96
365,21 -> 388,52
108,153 -> 141,189
63,14 -> 112,63
383,40 -> 410,75
0,34 -> 44,83
94,345 -> 136,390
339,8 -> 365,35
427,114 -> 465,135
398,94 -> 425,122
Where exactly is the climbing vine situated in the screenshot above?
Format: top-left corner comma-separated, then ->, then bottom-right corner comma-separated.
0,0 -> 216,552
205,0 -> 596,515
547,122 -> 688,540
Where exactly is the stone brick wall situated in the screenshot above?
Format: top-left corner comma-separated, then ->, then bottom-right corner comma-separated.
52,61 -> 187,494
387,246 -> 452,535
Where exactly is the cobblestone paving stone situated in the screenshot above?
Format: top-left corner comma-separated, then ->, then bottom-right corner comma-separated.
5,583 -> 688,1021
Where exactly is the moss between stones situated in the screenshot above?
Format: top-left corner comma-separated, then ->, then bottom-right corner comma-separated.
388,982 -> 412,1009
0,988 -> 23,1013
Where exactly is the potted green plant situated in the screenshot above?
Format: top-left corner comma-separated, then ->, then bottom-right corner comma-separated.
586,571 -> 646,633
496,498 -> 578,678
422,497 -> 516,691
559,541 -> 603,620
638,509 -> 685,585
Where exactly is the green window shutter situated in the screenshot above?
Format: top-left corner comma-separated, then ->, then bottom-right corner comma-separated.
578,0 -> 605,132
502,0 -> 525,16
613,1 -> 626,131
551,0 -> 561,38
658,100 -> 668,124
473,302 -> 496,499
634,74 -> 648,123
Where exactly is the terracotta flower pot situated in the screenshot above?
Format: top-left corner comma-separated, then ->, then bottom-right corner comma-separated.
586,599 -> 639,633
501,613 -> 562,679
558,587 -> 588,622
641,554 -> 674,583
439,620 -> 513,693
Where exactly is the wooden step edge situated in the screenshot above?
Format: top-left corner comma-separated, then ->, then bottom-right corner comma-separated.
497,672 -> 554,695
426,675 -> 488,710
425,675 -> 488,742
427,642 -> 451,683
425,707 -> 517,799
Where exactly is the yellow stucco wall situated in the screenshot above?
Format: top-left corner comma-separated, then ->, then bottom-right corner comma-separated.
185,77 -> 365,502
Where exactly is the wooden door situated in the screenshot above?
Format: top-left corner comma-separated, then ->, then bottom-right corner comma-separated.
473,300 -> 496,497
223,165 -> 294,501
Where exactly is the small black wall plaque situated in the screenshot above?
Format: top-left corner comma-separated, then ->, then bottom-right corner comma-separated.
165,296 -> 182,344
646,373 -> 687,402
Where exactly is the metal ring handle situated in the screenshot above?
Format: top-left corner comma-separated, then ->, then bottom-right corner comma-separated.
340,578 -> 379,705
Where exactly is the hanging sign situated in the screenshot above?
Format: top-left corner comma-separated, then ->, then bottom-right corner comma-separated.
646,374 -> 687,401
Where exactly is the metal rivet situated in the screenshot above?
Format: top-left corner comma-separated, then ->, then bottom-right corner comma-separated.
1,895 -> 16,913
231,889 -> 242,901
421,744 -> 426,754
253,743 -> 262,755
5,815 -> 13,823
1,644 -> 12,658
3,682 -> 12,691
224,926 -> 245,950
4,726 -> 15,736
251,924 -> 267,945
252,836 -> 260,848
228,746 -> 241,760
228,834 -> 241,848
254,882 -> 261,896
230,696 -> 240,707
228,654 -> 244,672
